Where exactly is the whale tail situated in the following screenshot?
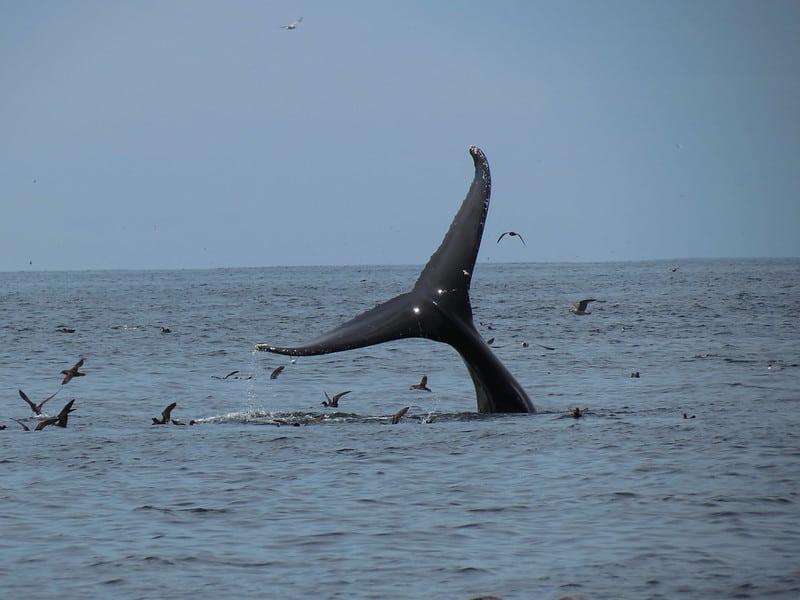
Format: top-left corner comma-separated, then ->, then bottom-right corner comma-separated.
256,146 -> 534,414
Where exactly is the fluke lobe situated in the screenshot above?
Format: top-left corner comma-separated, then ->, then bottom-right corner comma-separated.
256,146 -> 534,414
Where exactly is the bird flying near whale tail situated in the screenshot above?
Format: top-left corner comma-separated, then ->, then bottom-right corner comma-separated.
256,146 -> 534,414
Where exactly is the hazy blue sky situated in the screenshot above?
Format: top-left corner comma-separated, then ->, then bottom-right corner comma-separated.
2,1 -> 798,271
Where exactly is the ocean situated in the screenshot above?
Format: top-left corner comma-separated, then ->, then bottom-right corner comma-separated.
1,258 -> 798,599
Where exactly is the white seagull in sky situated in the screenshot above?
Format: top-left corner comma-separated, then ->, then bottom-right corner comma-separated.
281,16 -> 303,30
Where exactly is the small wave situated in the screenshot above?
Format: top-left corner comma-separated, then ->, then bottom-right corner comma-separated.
191,409 -> 508,427
133,504 -> 230,514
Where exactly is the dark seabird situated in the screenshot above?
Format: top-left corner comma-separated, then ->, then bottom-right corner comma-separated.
410,375 -> 431,392
281,16 -> 303,29
212,370 -> 240,380
683,412 -> 696,419
270,365 -> 285,380
35,399 -> 76,430
56,327 -> 76,333
152,402 -> 177,425
630,371 -> 640,378
526,341 -> 557,351
322,390 -> 351,407
571,407 -> 588,418
496,231 -> 526,246
0,424 -> 5,430
18,388 -> 60,415
391,406 -> 410,424
160,326 -> 171,333
10,418 -> 29,431
570,298 -> 597,315
61,358 -> 86,384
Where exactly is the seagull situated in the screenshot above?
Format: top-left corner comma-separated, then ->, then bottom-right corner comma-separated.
410,375 -> 431,392
61,358 -> 86,384
18,388 -> 60,415
35,399 -> 76,430
152,402 -> 177,425
496,231 -> 526,246
322,390 -> 351,407
570,298 -> 597,315
281,16 -> 303,30
270,365 -> 285,380
391,406 -> 410,424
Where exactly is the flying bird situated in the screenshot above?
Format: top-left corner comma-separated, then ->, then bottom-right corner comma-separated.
152,402 -> 177,425
281,16 -> 303,30
11,418 -> 30,431
496,231 -> 526,246
270,365 -> 285,380
61,358 -> 86,384
410,375 -> 431,392
35,399 -> 76,430
521,341 -> 557,351
322,390 -> 351,407
212,370 -> 240,380
18,389 -> 60,415
570,299 -> 597,315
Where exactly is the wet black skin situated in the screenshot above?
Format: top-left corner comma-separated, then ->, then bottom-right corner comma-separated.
256,147 -> 534,414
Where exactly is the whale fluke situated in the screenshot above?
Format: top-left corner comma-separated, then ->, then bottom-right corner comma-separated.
256,146 -> 534,414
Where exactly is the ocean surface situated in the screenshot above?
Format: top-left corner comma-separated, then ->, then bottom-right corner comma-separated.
1,259 -> 798,600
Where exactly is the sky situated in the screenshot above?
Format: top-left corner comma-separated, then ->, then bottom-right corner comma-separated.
1,0 -> 799,271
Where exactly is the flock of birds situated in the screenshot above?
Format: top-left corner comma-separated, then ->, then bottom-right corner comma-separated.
3,358 -> 85,431
1,351 -> 440,431
4,287 -> 660,430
